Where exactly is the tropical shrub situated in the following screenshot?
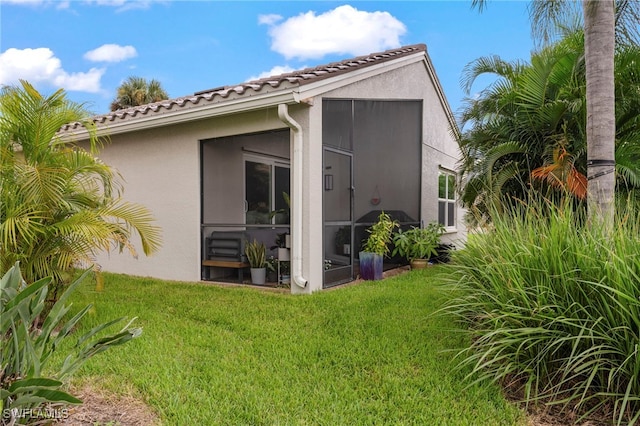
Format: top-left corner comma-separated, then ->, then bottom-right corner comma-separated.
361,211 -> 398,257
392,222 -> 445,261
0,80 -> 161,302
444,198 -> 640,424
0,263 -> 141,425
458,31 -> 640,224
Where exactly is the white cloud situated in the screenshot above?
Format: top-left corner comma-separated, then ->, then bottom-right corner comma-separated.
83,0 -> 164,12
1,0 -> 41,3
2,0 -> 70,8
0,47 -> 104,93
258,14 -> 282,26
84,44 -> 137,63
261,5 -> 406,60
89,0 -> 127,5
6,0 -> 165,11
247,65 -> 301,82
0,0 -> 44,5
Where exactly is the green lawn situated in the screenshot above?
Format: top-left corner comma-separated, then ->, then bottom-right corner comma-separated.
65,267 -> 524,425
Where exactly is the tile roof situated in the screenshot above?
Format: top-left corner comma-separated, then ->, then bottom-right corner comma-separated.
61,44 -> 426,131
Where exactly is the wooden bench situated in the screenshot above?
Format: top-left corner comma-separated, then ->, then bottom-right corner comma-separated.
202,259 -> 250,269
202,231 -> 248,282
202,259 -> 250,282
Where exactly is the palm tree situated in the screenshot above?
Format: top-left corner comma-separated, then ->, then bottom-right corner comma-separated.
0,80 -> 162,299
471,0 -> 640,227
459,33 -> 586,222
110,76 -> 169,111
458,31 -> 640,223
582,1 -> 616,227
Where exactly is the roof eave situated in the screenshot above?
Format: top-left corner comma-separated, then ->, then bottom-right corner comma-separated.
421,52 -> 460,138
294,51 -> 426,100
64,90 -> 299,140
294,49 -> 459,137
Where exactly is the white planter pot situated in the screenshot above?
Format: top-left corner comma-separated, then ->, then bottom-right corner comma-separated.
250,267 -> 266,285
278,247 -> 290,261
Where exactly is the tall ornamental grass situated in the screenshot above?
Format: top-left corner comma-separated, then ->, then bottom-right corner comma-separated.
445,200 -> 640,424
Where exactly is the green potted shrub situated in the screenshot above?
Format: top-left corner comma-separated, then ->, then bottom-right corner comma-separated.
392,222 -> 445,269
245,239 -> 267,285
359,211 -> 398,280
271,232 -> 290,261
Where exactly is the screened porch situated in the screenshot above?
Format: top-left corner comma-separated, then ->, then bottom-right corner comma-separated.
200,129 -> 291,284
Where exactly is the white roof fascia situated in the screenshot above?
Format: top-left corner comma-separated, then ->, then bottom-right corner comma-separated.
420,53 -> 459,137
292,52 -> 426,101
65,90 -> 298,140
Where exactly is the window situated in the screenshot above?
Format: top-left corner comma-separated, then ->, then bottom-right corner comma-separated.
245,155 -> 290,224
438,170 -> 456,228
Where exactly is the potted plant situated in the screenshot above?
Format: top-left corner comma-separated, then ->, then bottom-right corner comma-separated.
359,211 -> 398,280
279,260 -> 291,287
271,232 -> 290,261
392,222 -> 445,269
245,239 -> 267,285
266,256 -> 278,283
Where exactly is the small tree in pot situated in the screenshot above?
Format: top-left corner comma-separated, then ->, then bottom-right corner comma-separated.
359,211 -> 398,280
245,239 -> 267,285
392,222 -> 445,269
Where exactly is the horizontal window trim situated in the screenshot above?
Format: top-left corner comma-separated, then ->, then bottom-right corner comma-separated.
438,165 -> 457,174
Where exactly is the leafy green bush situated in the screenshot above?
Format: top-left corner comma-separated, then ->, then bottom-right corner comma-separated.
0,264 -> 141,425
392,222 -> 445,261
362,211 -> 398,256
444,200 -> 640,424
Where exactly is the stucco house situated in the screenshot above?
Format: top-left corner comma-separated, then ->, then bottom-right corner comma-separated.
62,43 -> 465,294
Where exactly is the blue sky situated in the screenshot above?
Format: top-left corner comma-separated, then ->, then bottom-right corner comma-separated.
1,0 -> 535,117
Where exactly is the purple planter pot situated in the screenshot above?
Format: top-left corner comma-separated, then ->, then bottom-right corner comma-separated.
359,251 -> 383,280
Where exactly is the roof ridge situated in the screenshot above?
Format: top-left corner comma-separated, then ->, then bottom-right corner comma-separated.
61,43 -> 427,130
240,43 -> 426,86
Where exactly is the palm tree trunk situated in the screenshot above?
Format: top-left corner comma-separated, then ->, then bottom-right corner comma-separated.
583,0 -> 616,228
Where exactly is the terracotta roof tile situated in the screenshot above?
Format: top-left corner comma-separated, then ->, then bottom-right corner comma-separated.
61,44 -> 426,131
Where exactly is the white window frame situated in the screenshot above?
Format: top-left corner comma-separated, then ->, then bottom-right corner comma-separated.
438,168 -> 457,231
244,154 -> 290,225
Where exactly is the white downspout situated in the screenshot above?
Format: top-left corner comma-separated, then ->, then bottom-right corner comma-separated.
278,103 -> 308,289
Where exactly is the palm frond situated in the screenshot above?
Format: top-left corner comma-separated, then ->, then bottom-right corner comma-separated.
460,55 -> 521,95
0,81 -> 162,292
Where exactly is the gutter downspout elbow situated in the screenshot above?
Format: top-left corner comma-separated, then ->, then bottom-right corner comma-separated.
278,103 -> 308,289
